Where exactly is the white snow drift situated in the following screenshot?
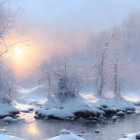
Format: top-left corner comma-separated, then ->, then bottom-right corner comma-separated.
0,134 -> 23,140
36,94 -> 135,119
48,129 -> 85,140
0,103 -> 19,117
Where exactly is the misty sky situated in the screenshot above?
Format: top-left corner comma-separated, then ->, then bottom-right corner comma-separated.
12,0 -> 140,31
5,0 -> 140,80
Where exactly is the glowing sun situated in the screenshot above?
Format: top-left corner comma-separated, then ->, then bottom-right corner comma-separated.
13,48 -> 25,59
15,48 -> 24,56
5,44 -> 41,78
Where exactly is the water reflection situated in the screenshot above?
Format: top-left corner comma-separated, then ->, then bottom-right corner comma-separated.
28,123 -> 39,135
0,112 -> 140,140
18,112 -> 35,122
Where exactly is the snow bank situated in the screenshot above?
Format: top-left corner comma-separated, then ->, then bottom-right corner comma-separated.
124,94 -> 140,106
119,132 -> 140,140
35,94 -> 135,120
16,85 -> 46,104
36,95 -> 104,119
3,116 -> 17,122
0,134 -> 23,140
48,129 -> 85,140
0,129 -> 6,134
98,97 -> 135,116
0,102 -> 19,118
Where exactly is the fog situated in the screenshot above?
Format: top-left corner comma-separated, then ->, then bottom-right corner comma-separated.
2,0 -> 140,93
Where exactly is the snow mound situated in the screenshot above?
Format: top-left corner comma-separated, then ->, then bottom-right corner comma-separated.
124,94 -> 140,106
48,129 -> 85,140
112,115 -> 119,121
17,85 -> 46,104
36,95 -> 135,120
60,129 -> 71,135
0,134 -> 23,140
0,129 -> 6,134
36,95 -> 104,119
0,103 -> 19,118
3,116 -> 17,122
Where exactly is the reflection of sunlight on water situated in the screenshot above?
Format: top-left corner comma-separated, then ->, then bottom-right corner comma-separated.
1,110 -> 140,140
18,112 -> 35,122
28,123 -> 39,135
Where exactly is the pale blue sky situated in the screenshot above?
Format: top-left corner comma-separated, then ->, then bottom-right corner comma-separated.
11,0 -> 140,31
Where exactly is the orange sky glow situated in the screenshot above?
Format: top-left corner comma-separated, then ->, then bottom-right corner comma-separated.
3,25 -> 89,79
4,35 -> 42,79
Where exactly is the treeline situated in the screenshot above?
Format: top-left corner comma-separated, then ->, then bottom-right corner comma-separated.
39,12 -> 140,102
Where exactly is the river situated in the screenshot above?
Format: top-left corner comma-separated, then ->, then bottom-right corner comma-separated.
0,107 -> 140,140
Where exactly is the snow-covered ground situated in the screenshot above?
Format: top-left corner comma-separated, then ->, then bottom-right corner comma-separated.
16,85 -> 46,105
14,85 -> 138,121
36,93 -> 135,120
0,129 -> 86,140
0,84 -> 44,119
0,133 -> 23,140
124,93 -> 140,106
0,102 -> 19,118
13,85 -> 46,114
119,132 -> 140,140
0,85 -> 140,140
48,129 -> 85,140
0,84 -> 135,121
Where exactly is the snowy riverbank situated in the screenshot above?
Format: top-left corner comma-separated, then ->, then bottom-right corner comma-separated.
0,129 -> 85,140
35,94 -> 135,120
119,132 -> 140,140
0,103 -> 19,118
0,132 -> 23,140
48,129 -> 85,140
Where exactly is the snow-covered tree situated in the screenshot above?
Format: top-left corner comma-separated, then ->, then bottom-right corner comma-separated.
0,0 -> 16,56
0,0 -> 17,104
111,56 -> 127,98
56,65 -> 80,102
95,34 -> 113,96
0,59 -> 16,104
40,59 -> 81,102
113,60 -> 121,97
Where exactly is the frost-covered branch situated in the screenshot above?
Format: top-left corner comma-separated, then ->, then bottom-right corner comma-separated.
95,34 -> 113,96
40,60 -> 82,102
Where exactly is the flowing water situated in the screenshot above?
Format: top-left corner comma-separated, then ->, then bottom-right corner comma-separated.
0,109 -> 140,140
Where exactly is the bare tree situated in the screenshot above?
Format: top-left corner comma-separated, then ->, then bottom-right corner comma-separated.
0,0 -> 19,104
0,59 -> 16,104
95,34 -> 113,96
0,0 -> 18,56
113,60 -> 121,97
